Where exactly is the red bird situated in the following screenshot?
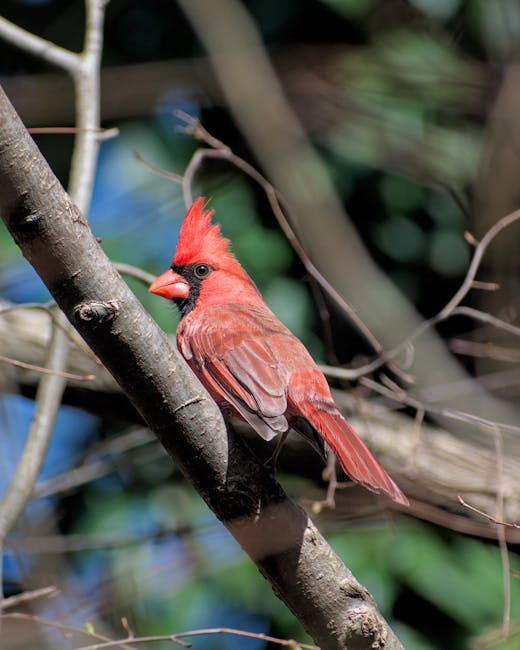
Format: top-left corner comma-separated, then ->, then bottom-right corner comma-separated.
149,198 -> 407,505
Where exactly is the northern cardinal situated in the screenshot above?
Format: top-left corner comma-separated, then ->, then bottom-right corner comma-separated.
149,198 -> 407,505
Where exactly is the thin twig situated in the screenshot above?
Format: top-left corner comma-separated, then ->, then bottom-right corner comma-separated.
0,353 -> 95,381
450,306 -> 520,337
470,280 -> 499,291
449,339 -> 520,363
1,613 -> 319,650
28,127 -> 119,139
73,626 -> 319,650
120,617 -> 134,639
458,426 -> 514,645
439,214 -> 520,319
0,586 -> 59,610
28,127 -> 103,134
133,150 -> 184,184
114,262 -> 156,286
360,376 -> 520,436
493,425 -> 511,641
0,300 -> 55,315
175,627 -> 318,650
0,613 -> 138,650
33,427 -> 155,500
320,453 -> 338,511
0,299 -> 102,364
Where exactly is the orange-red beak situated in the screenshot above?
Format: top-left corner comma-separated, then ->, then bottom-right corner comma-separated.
149,269 -> 190,300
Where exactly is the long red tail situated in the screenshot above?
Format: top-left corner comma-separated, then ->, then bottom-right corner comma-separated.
300,404 -> 408,505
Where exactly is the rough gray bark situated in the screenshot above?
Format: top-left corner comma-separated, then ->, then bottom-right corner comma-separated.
0,86 -> 404,650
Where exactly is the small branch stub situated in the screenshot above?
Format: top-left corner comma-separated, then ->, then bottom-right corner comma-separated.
74,300 -> 120,324
344,606 -> 387,649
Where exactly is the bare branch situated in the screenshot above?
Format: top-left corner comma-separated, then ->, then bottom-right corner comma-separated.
0,15 -> 78,72
360,375 -> 520,438
72,627 -> 318,650
457,497 -> 520,528
67,0 -> 109,212
1,613 -> 318,650
0,353 -> 95,380
1,612 -> 318,650
0,613 -> 137,650
114,262 -> 155,285
0,0 -> 107,608
33,427 -> 155,499
439,213 -> 520,319
0,323 -> 68,596
134,150 -> 184,184
449,339 -> 520,363
450,306 -> 520,337
0,300 -> 101,363
0,586 -> 59,610
492,426 -> 511,640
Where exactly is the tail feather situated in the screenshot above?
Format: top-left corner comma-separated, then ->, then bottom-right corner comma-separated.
299,404 -> 408,506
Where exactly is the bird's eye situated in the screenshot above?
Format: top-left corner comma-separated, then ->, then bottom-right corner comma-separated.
194,263 -> 211,279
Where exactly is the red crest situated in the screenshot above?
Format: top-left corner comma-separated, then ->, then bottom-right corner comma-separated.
172,198 -> 232,267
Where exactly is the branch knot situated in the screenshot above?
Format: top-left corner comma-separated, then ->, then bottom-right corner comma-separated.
74,300 -> 120,324
344,605 -> 387,648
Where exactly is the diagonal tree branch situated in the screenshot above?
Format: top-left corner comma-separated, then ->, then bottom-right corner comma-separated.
0,86 -> 404,650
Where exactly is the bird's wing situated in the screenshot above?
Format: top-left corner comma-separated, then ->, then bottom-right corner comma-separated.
179,306 -> 290,440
